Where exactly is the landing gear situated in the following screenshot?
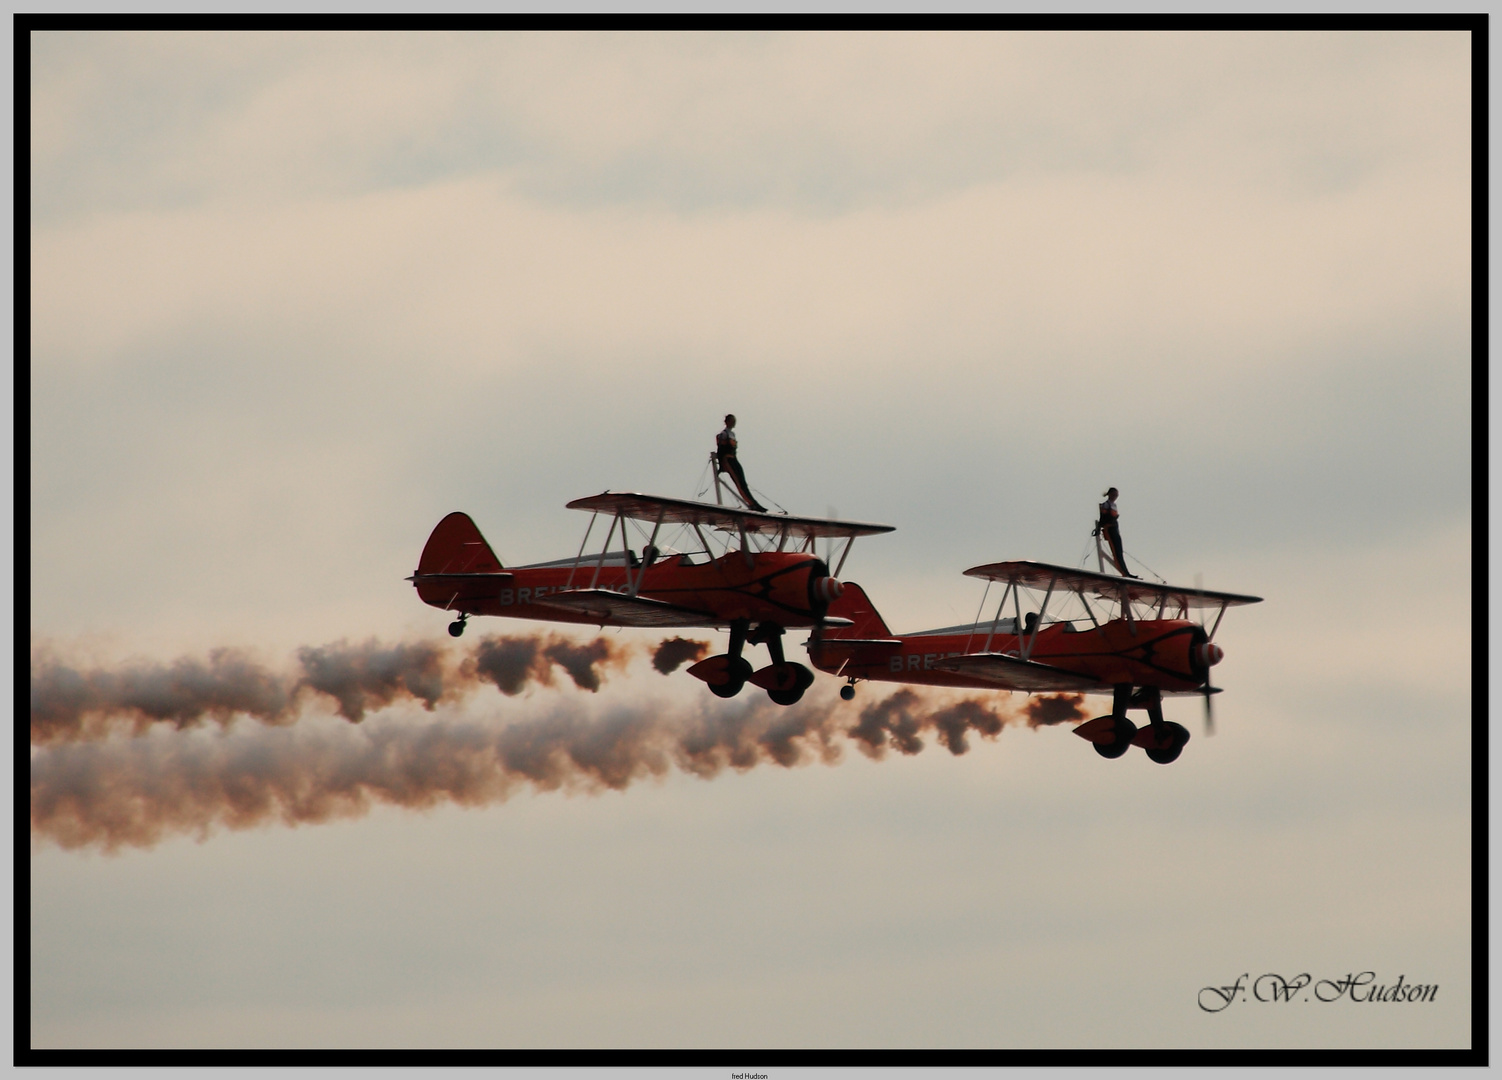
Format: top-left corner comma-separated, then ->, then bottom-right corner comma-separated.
747,622 -> 814,705
764,663 -> 816,706
1144,723 -> 1190,765
1075,684 -> 1138,759
1133,687 -> 1189,764
448,614 -> 468,638
840,680 -> 856,701
688,618 -> 754,698
1093,717 -> 1137,759
687,620 -> 820,704
708,657 -> 754,698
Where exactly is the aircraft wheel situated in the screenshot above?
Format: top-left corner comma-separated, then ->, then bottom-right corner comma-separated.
767,663 -> 815,706
840,684 -> 856,701
1092,717 -> 1137,760
448,620 -> 466,638
708,657 -> 753,698
1145,722 -> 1190,765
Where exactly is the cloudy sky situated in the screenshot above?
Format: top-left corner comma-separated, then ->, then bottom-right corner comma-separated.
28,31 -> 1473,1053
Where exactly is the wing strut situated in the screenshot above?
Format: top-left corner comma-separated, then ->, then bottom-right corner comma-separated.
965,579 -> 992,654
1076,587 -> 1105,638
565,512 -> 599,590
834,536 -> 855,577
1208,599 -> 1228,641
983,580 -> 1013,653
591,512 -> 622,589
627,507 -> 666,598
1022,573 -> 1057,661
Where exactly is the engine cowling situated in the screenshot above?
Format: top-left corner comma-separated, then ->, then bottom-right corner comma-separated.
805,558 -> 843,615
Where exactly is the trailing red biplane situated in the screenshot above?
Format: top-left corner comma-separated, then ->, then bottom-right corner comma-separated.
807,561 -> 1261,764
412,493 -> 893,705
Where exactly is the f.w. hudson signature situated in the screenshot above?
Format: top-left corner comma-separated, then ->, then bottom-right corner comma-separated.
1199,972 -> 1439,1012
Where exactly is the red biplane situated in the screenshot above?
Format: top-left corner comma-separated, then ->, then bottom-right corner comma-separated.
412,493 -> 894,705
807,561 -> 1261,763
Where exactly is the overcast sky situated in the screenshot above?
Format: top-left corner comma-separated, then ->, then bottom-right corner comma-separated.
28,30 -> 1473,1055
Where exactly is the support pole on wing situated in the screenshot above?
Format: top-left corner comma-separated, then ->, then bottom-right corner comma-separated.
834,535 -> 855,578
1208,599 -> 1228,641
1013,579 -> 1024,652
591,513 -> 621,590
628,508 -> 665,598
1023,574 -> 1056,661
966,579 -> 992,654
565,512 -> 598,591
983,580 -> 1012,653
1076,587 -> 1105,640
692,521 -> 715,563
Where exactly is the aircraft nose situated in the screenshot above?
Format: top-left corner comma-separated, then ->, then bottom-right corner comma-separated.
815,576 -> 844,603
1196,642 -> 1224,668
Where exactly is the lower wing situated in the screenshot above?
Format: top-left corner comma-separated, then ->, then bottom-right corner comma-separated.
931,653 -> 1106,692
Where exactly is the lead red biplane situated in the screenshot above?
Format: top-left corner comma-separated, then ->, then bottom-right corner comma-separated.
807,562 -> 1261,764
412,493 -> 894,705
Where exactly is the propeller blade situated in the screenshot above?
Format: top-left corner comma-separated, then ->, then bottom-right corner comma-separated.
1203,684 -> 1215,736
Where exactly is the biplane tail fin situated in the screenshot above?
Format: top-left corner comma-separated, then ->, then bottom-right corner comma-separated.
417,512 -> 505,575
819,581 -> 892,638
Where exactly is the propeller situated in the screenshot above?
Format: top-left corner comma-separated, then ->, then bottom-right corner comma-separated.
1196,572 -> 1216,736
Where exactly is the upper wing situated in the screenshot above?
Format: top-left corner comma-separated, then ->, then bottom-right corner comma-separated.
931,652 -> 1107,692
566,492 -> 895,541
534,588 -> 727,628
963,560 -> 1263,609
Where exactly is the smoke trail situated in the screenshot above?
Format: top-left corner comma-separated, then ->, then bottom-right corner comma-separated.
30,633 -> 635,745
651,637 -> 710,675
465,634 -> 631,696
29,648 -> 297,743
30,687 -> 1093,853
295,640 -> 447,721
1022,693 -> 1089,727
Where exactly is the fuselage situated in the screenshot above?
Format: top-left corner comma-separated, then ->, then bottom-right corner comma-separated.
416,550 -> 836,628
809,618 -> 1213,694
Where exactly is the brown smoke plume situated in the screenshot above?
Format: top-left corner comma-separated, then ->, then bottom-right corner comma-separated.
31,688 -> 1093,853
30,634 -> 635,745
1022,693 -> 1089,727
651,637 -> 710,675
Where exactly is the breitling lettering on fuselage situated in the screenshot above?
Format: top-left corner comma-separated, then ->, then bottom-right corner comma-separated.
892,651 -> 969,672
500,583 -> 627,607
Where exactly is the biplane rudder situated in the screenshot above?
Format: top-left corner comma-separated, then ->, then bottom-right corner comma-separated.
820,581 -> 892,638
418,512 -> 505,575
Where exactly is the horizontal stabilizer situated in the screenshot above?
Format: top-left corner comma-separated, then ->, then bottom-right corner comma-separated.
536,588 -> 723,628
811,637 -> 903,650
410,572 -> 514,583
931,652 -> 1105,692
